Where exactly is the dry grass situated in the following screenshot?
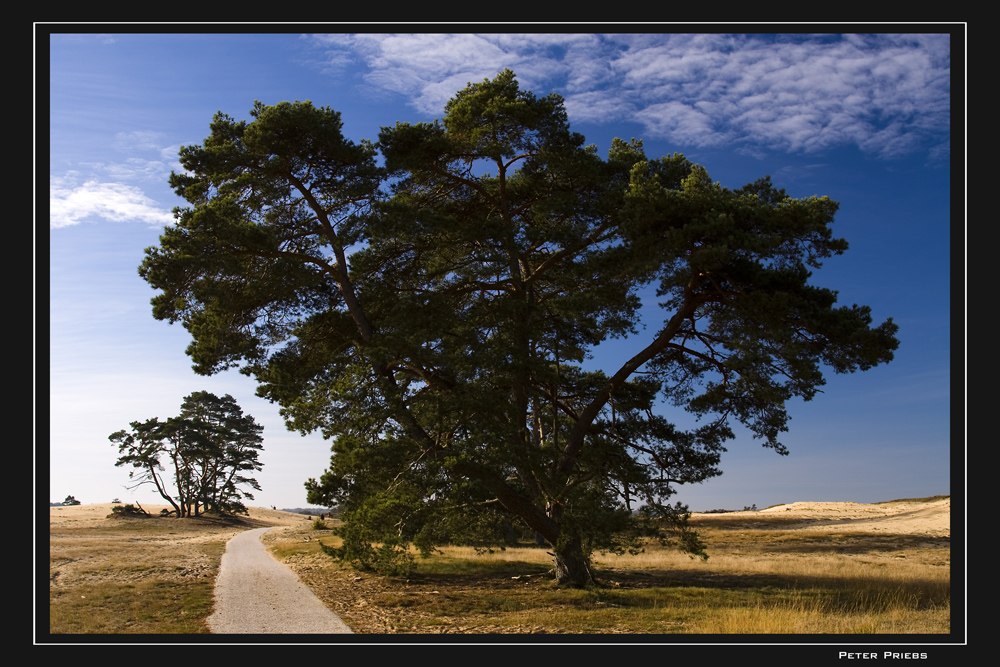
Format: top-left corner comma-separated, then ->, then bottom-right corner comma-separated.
45,498 -> 950,636
47,504 -> 311,635
264,498 -> 950,635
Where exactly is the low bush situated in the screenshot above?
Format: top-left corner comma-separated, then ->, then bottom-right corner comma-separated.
107,504 -> 149,518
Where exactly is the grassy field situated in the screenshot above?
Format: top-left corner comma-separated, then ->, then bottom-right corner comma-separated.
47,504 -> 309,634
46,498 -> 950,635
264,501 -> 950,634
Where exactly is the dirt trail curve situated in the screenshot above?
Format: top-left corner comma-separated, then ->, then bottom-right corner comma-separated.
207,527 -> 353,634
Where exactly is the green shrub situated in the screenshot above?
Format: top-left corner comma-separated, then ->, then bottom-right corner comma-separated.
108,504 -> 149,518
320,524 -> 415,577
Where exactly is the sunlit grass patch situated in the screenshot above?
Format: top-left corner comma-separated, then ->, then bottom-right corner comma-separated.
49,579 -> 215,634
412,545 -> 553,577
286,521 -> 950,634
48,508 -> 290,635
692,586 -> 951,634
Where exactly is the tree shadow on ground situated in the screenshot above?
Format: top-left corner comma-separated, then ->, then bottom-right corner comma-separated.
703,532 -> 950,556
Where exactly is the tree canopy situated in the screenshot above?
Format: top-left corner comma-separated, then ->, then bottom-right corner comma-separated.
140,70 -> 898,584
110,391 -> 264,517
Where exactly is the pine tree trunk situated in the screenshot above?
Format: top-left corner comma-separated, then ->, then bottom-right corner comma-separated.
553,539 -> 595,587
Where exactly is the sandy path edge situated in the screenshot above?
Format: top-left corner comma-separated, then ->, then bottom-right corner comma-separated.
207,527 -> 353,634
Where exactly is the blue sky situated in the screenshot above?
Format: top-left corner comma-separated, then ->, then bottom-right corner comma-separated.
44,30 -> 957,512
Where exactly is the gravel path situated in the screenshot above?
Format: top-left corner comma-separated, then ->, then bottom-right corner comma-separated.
207,527 -> 354,634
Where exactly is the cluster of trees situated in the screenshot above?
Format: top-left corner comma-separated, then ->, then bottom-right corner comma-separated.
138,70 -> 897,585
110,391 -> 264,517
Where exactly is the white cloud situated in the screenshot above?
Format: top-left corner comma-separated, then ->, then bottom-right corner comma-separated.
50,177 -> 175,229
309,33 -> 609,116
561,90 -> 634,125
309,33 -> 950,159
111,130 -> 166,152
69,134 -> 184,186
635,101 -> 724,147
81,157 -> 175,183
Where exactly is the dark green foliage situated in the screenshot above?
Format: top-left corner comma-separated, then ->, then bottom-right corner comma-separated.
141,71 -> 898,585
320,522 -> 416,577
108,503 -> 148,518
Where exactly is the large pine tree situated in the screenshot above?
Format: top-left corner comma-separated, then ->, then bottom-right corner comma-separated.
139,71 -> 897,585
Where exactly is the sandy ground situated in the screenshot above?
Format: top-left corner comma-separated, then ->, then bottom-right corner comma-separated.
50,498 -> 951,529
48,503 -> 309,529
48,497 -> 950,563
48,504 -> 313,590
694,498 -> 951,537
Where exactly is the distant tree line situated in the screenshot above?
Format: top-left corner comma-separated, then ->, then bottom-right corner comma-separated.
701,504 -> 758,514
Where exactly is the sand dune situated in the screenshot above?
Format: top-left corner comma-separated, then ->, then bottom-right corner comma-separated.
699,498 -> 950,537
